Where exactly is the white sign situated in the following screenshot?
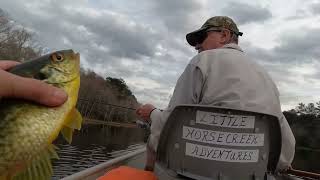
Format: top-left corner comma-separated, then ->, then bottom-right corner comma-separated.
183,126 -> 264,147
196,111 -> 255,129
185,142 -> 259,163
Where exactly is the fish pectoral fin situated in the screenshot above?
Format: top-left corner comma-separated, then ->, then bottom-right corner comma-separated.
63,108 -> 83,130
12,144 -> 58,180
61,108 -> 82,144
61,126 -> 74,144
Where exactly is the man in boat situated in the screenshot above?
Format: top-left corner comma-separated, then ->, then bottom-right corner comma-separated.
136,16 -> 295,172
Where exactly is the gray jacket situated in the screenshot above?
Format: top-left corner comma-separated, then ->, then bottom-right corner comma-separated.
149,43 -> 295,170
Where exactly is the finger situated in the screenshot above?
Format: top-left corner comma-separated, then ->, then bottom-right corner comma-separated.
136,107 -> 144,115
141,111 -> 149,117
13,76 -> 68,106
0,61 -> 20,70
0,71 -> 68,106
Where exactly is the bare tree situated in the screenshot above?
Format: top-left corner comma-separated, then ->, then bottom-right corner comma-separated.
77,70 -> 139,122
0,9 -> 42,61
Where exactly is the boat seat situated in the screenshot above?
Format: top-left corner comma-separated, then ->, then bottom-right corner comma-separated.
156,105 -> 282,180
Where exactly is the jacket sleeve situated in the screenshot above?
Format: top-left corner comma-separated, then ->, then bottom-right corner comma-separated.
277,113 -> 296,170
147,63 -> 204,151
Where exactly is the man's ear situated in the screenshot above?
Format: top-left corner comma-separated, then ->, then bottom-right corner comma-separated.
220,29 -> 232,44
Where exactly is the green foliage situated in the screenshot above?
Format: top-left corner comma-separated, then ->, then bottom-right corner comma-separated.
283,102 -> 320,173
76,70 -> 138,123
295,102 -> 320,116
282,109 -> 298,125
106,77 -> 133,97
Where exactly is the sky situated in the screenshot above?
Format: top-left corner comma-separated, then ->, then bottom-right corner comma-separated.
1,0 -> 320,110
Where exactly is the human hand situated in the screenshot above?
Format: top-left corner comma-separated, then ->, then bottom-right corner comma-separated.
136,104 -> 156,122
144,145 -> 156,171
0,60 -> 68,106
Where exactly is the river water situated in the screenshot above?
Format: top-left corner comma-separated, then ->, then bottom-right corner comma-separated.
52,124 -> 147,179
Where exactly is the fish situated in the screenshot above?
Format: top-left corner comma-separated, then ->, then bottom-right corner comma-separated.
0,49 -> 82,180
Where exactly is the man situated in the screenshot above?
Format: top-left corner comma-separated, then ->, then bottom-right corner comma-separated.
0,60 -> 67,106
136,16 -> 295,171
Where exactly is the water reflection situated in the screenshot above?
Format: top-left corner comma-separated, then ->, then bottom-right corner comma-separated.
293,149 -> 320,173
52,124 -> 147,179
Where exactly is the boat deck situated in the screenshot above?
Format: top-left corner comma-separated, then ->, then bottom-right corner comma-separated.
62,147 -> 304,180
62,147 -> 188,180
123,152 -> 188,180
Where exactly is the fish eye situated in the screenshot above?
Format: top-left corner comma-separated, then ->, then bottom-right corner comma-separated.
52,53 -> 64,62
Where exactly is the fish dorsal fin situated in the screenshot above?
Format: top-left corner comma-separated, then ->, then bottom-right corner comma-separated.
61,126 -> 74,144
63,108 -> 83,130
12,144 -> 58,180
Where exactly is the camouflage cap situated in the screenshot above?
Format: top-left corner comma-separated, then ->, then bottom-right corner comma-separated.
186,16 -> 243,46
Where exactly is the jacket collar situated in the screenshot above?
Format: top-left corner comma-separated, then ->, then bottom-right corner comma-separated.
222,43 -> 243,52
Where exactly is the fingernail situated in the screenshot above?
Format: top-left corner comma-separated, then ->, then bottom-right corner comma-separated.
52,89 -> 68,103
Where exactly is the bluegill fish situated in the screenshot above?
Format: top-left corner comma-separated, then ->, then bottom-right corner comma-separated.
0,50 -> 82,179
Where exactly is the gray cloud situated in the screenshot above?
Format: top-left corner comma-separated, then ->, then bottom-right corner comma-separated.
245,28 -> 320,65
242,27 -> 320,106
243,37 -> 320,109
149,0 -> 204,34
310,2 -> 320,15
274,28 -> 320,62
2,1 -> 162,61
222,2 -> 272,25
286,2 -> 320,20
2,0 -> 320,109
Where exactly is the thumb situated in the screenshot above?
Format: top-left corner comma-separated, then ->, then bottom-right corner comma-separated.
0,70 -> 68,106
0,60 -> 20,70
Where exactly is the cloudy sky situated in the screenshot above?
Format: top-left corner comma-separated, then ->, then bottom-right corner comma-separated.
1,0 -> 320,110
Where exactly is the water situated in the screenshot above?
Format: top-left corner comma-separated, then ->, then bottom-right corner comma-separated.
293,148 -> 320,174
52,124 -> 147,179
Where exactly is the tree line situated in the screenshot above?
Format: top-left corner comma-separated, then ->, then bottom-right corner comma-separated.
0,9 -> 42,61
283,103 -> 320,173
77,70 -> 139,123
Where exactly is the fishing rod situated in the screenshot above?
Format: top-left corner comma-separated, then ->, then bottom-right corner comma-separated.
78,98 -> 137,111
285,167 -> 320,180
78,98 -> 152,129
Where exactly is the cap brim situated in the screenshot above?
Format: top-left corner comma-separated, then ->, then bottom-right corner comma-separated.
186,27 -> 207,46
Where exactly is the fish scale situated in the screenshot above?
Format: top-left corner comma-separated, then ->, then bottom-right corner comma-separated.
0,50 -> 82,180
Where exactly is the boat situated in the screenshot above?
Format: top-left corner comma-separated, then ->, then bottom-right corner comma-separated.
62,105 -> 320,180
62,146 -> 147,180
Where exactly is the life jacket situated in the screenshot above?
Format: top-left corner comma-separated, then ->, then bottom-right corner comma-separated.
97,166 -> 157,180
